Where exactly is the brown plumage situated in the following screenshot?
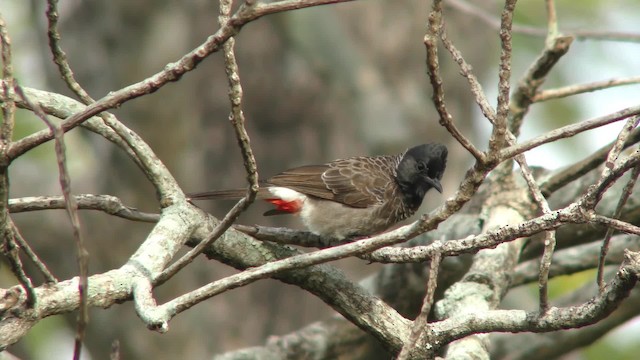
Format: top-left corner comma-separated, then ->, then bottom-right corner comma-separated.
189,143 -> 448,239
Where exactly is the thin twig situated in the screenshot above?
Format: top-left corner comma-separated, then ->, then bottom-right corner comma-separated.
597,165 -> 640,293
513,152 -> 556,313
233,224 -> 342,248
10,220 -> 58,283
515,155 -> 550,213
533,0 -> 559,315
428,250 -> 640,352
6,0 -> 360,161
46,0 -> 93,103
489,0 -> 517,155
156,0 -> 259,283
584,116 -> 640,208
46,0 -> 155,179
0,12 -> 15,142
545,0 -> 558,47
163,224 -> 427,319
511,234 -> 639,287
156,198 -> 252,284
509,36 -> 573,137
537,230 -> 556,313
591,115 -> 640,292
3,83 -> 147,171
0,13 -> 35,306
494,7 -> 571,183
533,76 -> 640,102
3,225 -> 36,307
569,30 -> 640,43
595,116 -> 640,194
167,199 -> 607,317
593,215 -> 640,236
585,149 -> 640,209
397,252 -> 442,360
501,105 -> 640,160
14,84 -> 88,360
440,29 -> 496,125
424,0 -> 485,163
540,127 -> 640,197
0,10 -> 18,300
0,12 -> 16,277
8,194 -> 159,223
46,0 -> 153,179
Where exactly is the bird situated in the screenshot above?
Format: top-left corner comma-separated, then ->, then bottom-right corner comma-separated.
188,143 -> 448,240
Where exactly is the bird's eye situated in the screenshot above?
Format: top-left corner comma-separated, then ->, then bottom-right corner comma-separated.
416,162 -> 427,172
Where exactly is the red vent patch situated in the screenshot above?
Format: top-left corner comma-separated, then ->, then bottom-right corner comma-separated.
265,198 -> 303,213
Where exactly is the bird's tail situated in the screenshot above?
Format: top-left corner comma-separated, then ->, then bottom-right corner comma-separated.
187,188 -> 271,201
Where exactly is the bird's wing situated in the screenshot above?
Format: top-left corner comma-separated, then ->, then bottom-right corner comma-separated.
268,156 -> 398,208
267,164 -> 336,200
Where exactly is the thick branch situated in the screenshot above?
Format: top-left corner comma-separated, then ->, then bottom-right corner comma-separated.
431,250 -> 640,346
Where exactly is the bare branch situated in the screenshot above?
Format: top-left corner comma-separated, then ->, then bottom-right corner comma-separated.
240,196 -> 615,265
157,0 -> 260,284
439,204 -> 526,359
513,152 -> 556,313
537,230 -> 556,312
545,0 -> 559,45
509,36 -> 573,137
430,250 -> 640,351
2,226 -> 36,307
6,0 -> 359,162
424,0 -> 484,162
213,317 -> 367,360
156,198 -> 252,284
177,218 -> 415,354
162,223 -> 435,316
46,0 -> 93,104
0,11 -> 14,142
45,0 -> 154,202
512,234 -> 640,287
594,215 -> 640,236
0,7 -> 22,306
8,221 -> 57,284
504,0 -> 567,168
540,127 -> 640,196
165,227 -> 409,350
8,194 -> 159,223
501,105 -> 640,160
597,164 -> 640,292
590,116 -> 640,206
1,83 -> 179,201
494,270 -> 640,359
14,84 -> 89,357
568,30 -> 640,43
397,252 -> 441,359
490,0 -> 517,154
587,152 -> 640,208
440,29 -> 496,125
533,76 -> 640,102
1,83 -> 145,169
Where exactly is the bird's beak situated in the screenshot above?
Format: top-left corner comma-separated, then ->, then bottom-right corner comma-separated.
426,177 -> 443,193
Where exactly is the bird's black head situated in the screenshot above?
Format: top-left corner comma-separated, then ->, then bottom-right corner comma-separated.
395,143 -> 448,210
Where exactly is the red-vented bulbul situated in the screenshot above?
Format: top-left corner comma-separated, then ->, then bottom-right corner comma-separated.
189,143 -> 448,239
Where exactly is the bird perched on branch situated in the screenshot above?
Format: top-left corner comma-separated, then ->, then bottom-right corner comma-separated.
189,143 -> 448,240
